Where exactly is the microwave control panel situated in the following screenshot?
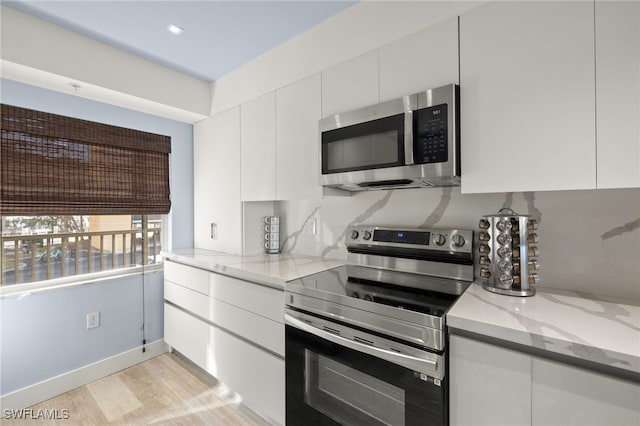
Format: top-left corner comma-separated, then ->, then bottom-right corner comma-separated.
413,103 -> 448,164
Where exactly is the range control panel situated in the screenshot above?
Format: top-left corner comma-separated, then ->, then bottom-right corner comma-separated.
346,226 -> 473,254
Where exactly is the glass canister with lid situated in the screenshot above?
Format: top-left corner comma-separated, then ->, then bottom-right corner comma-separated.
478,208 -> 539,296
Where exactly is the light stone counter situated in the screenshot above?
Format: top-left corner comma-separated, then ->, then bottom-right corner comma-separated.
161,248 -> 344,289
447,282 -> 640,374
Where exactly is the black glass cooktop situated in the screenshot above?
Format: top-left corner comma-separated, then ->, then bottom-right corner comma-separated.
292,265 -> 461,317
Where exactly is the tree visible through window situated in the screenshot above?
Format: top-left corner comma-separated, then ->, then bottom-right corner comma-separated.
0,215 -> 162,286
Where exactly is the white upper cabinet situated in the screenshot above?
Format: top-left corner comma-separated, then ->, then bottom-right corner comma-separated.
321,50 -> 380,117
193,107 -> 242,254
460,1 -> 596,193
241,92 -> 277,201
595,1 -> 640,189
276,74 -> 323,200
379,16 -> 459,101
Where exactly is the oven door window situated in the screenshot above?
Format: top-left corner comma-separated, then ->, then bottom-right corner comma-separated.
321,113 -> 406,175
305,351 -> 405,426
286,325 -> 445,426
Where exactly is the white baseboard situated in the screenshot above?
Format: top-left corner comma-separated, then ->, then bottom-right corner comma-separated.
0,339 -> 168,410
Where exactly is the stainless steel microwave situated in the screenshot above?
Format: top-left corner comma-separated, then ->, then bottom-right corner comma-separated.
319,84 -> 460,191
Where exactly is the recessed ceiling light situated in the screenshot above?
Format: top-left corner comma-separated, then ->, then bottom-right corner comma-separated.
167,23 -> 184,35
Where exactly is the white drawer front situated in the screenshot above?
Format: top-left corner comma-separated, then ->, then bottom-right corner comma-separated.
211,299 -> 284,356
164,260 -> 209,295
164,303 -> 208,370
209,272 -> 283,323
208,326 -> 284,426
164,281 -> 210,320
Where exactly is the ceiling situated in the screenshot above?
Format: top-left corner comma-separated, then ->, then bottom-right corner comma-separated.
3,0 -> 357,83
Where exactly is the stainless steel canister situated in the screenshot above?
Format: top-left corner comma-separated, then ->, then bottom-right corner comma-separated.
478,208 -> 539,296
264,216 -> 280,254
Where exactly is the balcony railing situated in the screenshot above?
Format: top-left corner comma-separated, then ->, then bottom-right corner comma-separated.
1,228 -> 161,286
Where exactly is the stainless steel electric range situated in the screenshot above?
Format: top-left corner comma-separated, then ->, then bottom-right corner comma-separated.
284,225 -> 474,426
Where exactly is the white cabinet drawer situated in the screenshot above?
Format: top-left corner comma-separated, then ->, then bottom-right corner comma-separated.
208,326 -> 284,426
211,298 -> 284,356
164,260 -> 209,295
164,303 -> 208,371
166,273 -> 283,355
208,272 -> 283,323
164,280 -> 210,320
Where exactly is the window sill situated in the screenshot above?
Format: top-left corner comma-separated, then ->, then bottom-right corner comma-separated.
0,263 -> 163,300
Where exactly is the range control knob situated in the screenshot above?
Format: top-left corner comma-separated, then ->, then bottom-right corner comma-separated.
350,230 -> 359,240
363,231 -> 372,240
433,233 -> 446,246
452,234 -> 466,247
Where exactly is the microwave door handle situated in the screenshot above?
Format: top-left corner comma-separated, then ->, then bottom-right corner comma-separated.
285,313 -> 438,376
404,111 -> 414,166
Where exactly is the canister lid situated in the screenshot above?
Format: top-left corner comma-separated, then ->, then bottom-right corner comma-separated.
482,207 -> 532,219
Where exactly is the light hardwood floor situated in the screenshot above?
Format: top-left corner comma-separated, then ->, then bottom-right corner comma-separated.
4,353 -> 271,425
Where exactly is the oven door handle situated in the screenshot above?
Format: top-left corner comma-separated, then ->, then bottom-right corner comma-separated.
285,313 -> 439,377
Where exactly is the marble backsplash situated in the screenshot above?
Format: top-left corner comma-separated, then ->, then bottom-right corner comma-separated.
271,188 -> 640,301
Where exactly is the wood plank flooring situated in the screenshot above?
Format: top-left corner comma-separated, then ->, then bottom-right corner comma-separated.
4,353 -> 271,425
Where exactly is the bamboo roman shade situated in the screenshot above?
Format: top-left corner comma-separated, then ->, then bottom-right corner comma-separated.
0,104 -> 171,215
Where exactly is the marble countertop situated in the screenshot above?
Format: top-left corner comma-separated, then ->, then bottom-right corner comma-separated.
447,282 -> 640,374
161,248 -> 344,289
163,249 -> 639,373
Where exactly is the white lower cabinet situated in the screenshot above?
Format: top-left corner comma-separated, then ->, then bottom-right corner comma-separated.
450,334 -> 532,426
209,326 -> 284,426
164,303 -> 209,370
209,297 -> 284,357
450,334 -> 640,426
532,358 -> 640,426
163,263 -> 284,425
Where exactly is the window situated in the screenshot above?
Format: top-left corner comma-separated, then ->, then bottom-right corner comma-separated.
0,215 -> 162,286
1,105 -> 170,287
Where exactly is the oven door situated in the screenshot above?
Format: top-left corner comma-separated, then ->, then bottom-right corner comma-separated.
320,111 -> 410,176
319,95 -> 418,190
285,312 -> 446,426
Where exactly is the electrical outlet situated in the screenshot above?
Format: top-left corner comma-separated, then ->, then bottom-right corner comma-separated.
86,312 -> 100,329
